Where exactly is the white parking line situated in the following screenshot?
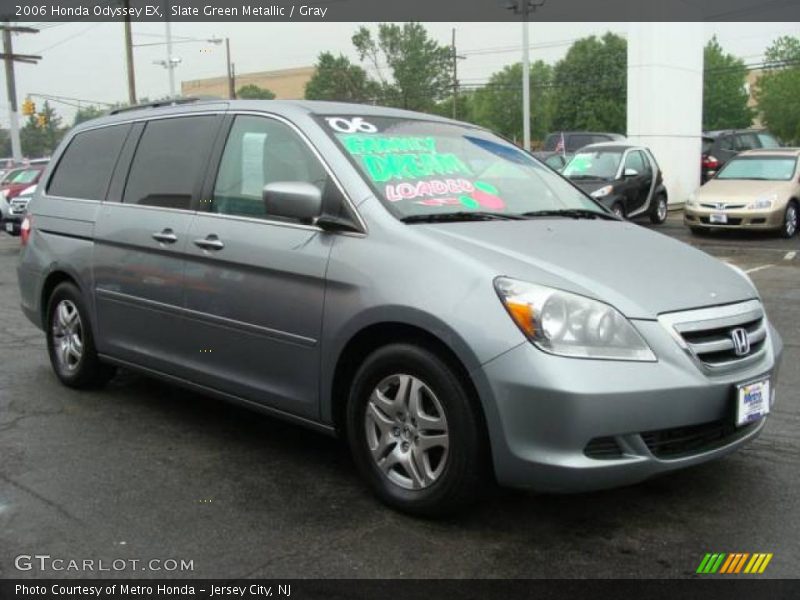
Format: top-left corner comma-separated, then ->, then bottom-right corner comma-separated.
744,264 -> 775,274
785,251 -> 797,261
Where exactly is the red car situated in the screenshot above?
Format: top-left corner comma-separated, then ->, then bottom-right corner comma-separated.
1,165 -> 45,200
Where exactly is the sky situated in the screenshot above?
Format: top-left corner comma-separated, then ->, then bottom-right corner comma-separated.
2,21 -> 797,127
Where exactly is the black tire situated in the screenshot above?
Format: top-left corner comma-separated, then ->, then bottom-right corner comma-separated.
649,193 -> 669,224
611,202 -> 625,219
345,343 -> 487,517
46,282 -> 116,389
780,200 -> 798,239
689,226 -> 709,236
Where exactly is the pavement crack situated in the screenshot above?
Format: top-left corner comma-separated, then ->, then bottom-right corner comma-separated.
0,472 -> 86,526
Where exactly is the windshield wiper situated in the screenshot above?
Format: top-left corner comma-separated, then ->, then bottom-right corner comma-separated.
520,209 -> 617,220
401,211 -> 525,224
567,174 -> 609,180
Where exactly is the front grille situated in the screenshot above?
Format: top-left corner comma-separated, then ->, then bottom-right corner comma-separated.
642,419 -> 757,459
9,199 -> 29,215
700,203 -> 745,210
700,216 -> 743,225
584,436 -> 623,459
659,300 -> 768,371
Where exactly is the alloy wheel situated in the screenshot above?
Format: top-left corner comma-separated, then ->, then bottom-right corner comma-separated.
786,204 -> 798,237
51,299 -> 83,372
364,373 -> 449,490
657,197 -> 668,222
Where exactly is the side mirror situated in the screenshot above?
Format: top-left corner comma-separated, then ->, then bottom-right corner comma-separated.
262,182 -> 322,223
623,168 -> 639,178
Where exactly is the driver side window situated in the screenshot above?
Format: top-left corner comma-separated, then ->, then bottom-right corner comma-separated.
212,115 -> 331,220
624,150 -> 645,175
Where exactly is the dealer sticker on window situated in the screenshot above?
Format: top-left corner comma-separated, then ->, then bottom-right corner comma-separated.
736,378 -> 770,427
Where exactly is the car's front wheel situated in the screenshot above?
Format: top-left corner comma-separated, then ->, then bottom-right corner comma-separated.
781,201 -> 798,238
650,193 -> 669,224
346,343 -> 487,517
46,282 -> 116,389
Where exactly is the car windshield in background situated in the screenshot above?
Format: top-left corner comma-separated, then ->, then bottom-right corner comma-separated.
717,156 -> 797,181
757,133 -> 780,148
320,116 -> 603,219
562,150 -> 623,180
9,169 -> 39,184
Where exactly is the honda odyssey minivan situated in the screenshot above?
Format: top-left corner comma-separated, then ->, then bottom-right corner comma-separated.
17,99 -> 783,516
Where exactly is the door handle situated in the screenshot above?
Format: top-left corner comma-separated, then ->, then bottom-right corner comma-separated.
152,229 -> 178,244
193,235 -> 225,251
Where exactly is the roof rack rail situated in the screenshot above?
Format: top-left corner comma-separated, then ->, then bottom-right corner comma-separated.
108,97 -> 215,116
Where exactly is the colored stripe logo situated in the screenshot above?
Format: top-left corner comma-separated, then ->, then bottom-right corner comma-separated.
696,553 -> 773,574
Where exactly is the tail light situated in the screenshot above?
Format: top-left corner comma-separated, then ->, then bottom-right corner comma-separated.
20,215 -> 31,246
702,155 -> 720,170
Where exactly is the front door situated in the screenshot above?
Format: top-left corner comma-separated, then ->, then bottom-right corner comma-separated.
180,114 -> 343,418
621,150 -> 652,215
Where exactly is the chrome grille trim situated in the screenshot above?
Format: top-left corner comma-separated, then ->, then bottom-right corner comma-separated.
658,300 -> 768,372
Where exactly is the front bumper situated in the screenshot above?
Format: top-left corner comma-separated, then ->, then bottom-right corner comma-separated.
684,206 -> 784,230
474,319 -> 783,492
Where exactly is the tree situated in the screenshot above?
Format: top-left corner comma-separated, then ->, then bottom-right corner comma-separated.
471,61 -> 554,143
703,36 -> 754,130
756,35 -> 800,144
236,84 -> 275,100
74,105 -> 108,126
352,22 -> 453,112
21,101 -> 66,158
305,52 -> 378,103
550,32 -> 627,133
429,90 -> 474,122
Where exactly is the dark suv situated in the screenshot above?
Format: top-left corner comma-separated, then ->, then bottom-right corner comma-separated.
702,129 -> 781,183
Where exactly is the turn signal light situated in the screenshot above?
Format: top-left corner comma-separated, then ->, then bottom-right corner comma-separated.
20,215 -> 31,246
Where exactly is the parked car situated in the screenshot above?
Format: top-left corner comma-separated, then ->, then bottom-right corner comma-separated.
542,131 -> 625,154
17,100 -> 782,516
701,129 -> 781,183
3,183 -> 36,235
0,165 -> 46,221
562,142 -> 669,223
685,148 -> 799,238
531,151 -> 570,172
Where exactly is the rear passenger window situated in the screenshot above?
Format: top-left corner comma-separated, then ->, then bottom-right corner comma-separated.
48,124 -> 130,200
123,116 -> 220,209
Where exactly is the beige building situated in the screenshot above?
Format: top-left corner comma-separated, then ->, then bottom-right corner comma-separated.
181,66 -> 316,100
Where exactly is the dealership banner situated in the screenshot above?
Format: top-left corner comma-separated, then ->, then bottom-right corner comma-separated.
2,579 -> 800,599
1,0 -> 799,22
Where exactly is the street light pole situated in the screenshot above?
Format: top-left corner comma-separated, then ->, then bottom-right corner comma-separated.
521,4 -> 530,151
225,37 -> 234,99
123,0 -> 136,104
164,2 -> 176,97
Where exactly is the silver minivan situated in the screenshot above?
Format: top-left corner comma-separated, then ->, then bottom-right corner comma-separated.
17,100 -> 783,516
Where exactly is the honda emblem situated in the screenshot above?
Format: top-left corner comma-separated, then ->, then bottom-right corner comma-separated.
731,328 -> 750,356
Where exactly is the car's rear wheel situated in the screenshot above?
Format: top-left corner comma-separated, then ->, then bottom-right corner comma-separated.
781,201 -> 798,238
649,193 -> 668,224
46,282 -> 116,389
346,343 -> 487,517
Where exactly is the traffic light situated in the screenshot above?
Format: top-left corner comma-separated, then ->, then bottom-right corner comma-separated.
36,113 -> 47,128
21,97 -> 35,116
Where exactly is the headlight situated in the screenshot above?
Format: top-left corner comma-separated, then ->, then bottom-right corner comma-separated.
590,185 -> 613,199
746,194 -> 776,210
494,277 -> 656,361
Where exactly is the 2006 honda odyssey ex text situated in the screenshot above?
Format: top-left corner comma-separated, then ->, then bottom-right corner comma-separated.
16,100 -> 783,515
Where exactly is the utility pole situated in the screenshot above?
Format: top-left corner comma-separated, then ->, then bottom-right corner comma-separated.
164,2 -> 176,97
123,0 -> 136,104
230,62 -> 236,99
0,24 -> 40,163
225,37 -> 234,99
450,28 -> 466,120
508,0 -> 546,151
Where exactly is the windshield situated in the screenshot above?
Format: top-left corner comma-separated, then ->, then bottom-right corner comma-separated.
320,116 -> 603,219
717,156 -> 797,181
562,150 -> 622,180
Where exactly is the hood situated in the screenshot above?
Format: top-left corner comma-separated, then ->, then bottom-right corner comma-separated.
571,179 -> 612,195
417,219 -> 756,319
698,179 -> 791,203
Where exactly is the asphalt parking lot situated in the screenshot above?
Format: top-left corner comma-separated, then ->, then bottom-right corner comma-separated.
0,213 -> 798,579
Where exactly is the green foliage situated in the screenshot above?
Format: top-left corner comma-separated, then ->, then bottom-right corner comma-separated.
236,84 -> 276,100
73,105 -> 108,126
352,22 -> 453,112
471,61 -> 553,143
703,36 -> 754,130
550,32 -> 627,133
756,35 -> 800,143
429,91 -> 474,122
305,52 -> 378,103
21,101 -> 66,158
